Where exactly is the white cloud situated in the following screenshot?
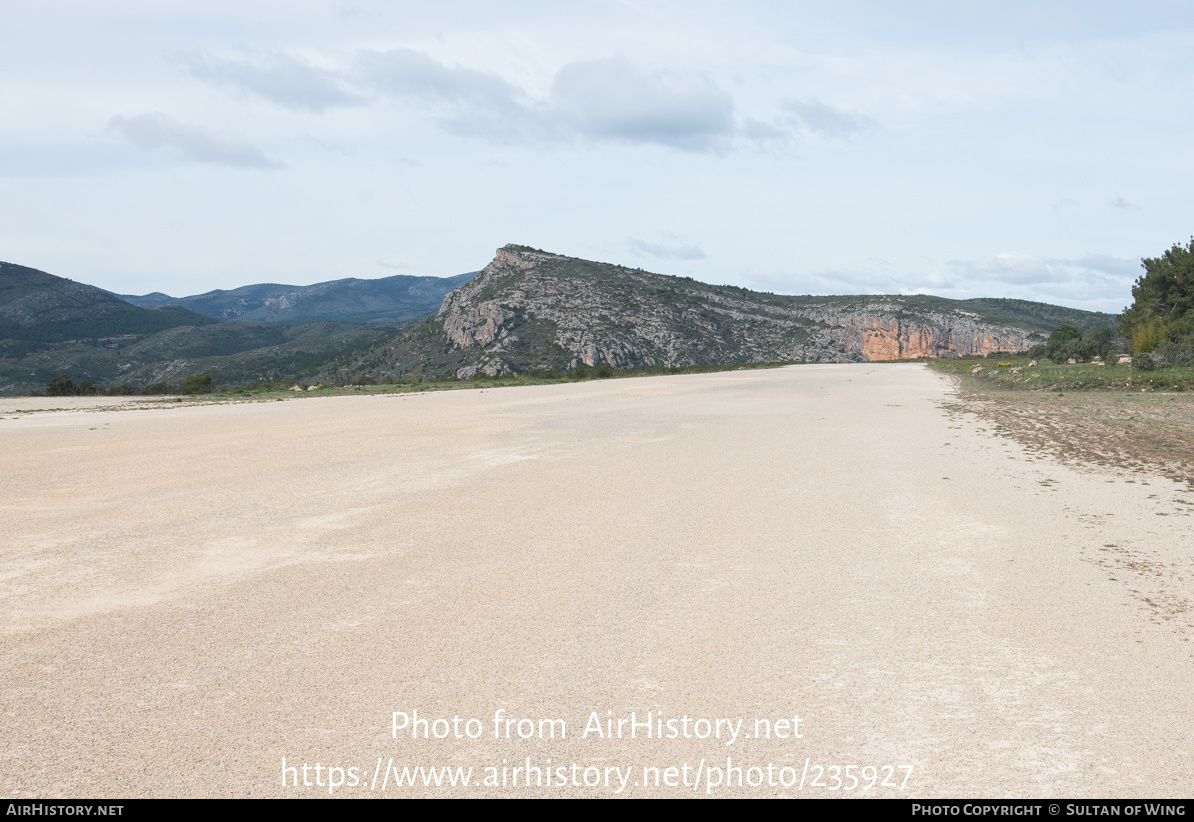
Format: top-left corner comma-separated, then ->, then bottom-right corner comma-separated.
551,58 -> 735,151
740,118 -> 792,144
8,2 -> 1188,302
628,237 -> 706,261
947,252 -> 1137,287
106,113 -> 283,169
179,48 -> 754,153
783,99 -> 878,140
177,51 -> 370,112
357,48 -> 526,109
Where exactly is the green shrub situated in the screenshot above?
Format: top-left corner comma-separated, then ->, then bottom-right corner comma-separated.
1084,327 -> 1119,362
566,363 -> 617,379
141,382 -> 173,395
46,374 -> 76,396
1132,353 -> 1164,371
181,374 -> 214,395
1045,325 -> 1083,363
1131,319 -> 1167,355
1154,336 -> 1194,367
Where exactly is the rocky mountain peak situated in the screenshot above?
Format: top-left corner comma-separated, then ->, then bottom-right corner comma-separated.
355,246 -> 1117,381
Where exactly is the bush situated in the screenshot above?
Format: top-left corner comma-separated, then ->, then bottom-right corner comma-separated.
1154,336 -> 1194,367
1049,338 -> 1087,364
567,363 -> 617,379
46,374 -> 76,396
181,374 -> 214,395
1041,326 -> 1122,364
1132,353 -> 1164,371
1045,325 -> 1084,363
141,382 -> 173,395
1084,327 -> 1119,362
1130,318 -> 1168,355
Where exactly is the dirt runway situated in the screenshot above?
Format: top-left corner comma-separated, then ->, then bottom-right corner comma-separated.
2,364 -> 1192,797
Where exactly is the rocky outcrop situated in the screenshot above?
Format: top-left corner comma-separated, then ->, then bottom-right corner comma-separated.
354,245 -> 1115,379
814,310 -> 1040,361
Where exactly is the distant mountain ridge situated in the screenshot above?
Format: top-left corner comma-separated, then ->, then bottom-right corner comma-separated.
118,272 -> 477,326
0,261 -> 406,394
0,261 -> 216,344
0,249 -> 1120,394
341,245 -> 1119,380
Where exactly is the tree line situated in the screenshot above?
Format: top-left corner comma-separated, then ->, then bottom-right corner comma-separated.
1116,237 -> 1194,370
42,374 -> 214,396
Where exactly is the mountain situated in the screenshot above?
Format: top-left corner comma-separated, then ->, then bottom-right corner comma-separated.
337,245 -> 1119,380
0,321 -> 396,394
0,261 -> 216,344
0,248 -> 1120,394
0,261 -> 401,394
118,272 -> 477,326
118,291 -> 176,308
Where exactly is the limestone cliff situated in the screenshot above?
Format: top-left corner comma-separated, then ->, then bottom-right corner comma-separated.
351,246 -> 1114,379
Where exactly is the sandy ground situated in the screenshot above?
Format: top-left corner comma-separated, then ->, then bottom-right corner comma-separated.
0,395 -> 170,413
1,364 -> 1192,798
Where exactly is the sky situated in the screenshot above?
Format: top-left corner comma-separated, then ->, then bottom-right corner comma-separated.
2,1 -> 1193,312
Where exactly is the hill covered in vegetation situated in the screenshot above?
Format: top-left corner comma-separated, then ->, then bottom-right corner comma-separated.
0,262 -> 401,394
0,261 -> 216,345
333,245 -> 1117,380
1,248 -> 1119,394
118,271 -> 476,326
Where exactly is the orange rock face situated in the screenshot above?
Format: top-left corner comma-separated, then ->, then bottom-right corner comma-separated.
834,316 -> 1035,361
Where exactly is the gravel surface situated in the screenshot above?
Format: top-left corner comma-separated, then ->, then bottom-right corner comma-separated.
2,364 -> 1192,798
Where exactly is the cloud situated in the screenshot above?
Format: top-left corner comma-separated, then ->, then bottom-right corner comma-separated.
355,48 -> 543,141
107,113 -> 283,169
1110,196 -> 1140,211
628,237 -> 706,260
745,253 -> 1138,309
783,99 -> 878,140
375,259 -> 408,270
305,134 -> 356,156
945,253 -> 1138,310
178,51 -> 370,113
357,48 -> 525,109
741,118 -> 792,144
550,58 -> 735,151
948,252 -> 1136,286
357,52 -> 736,150
179,48 -> 868,155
